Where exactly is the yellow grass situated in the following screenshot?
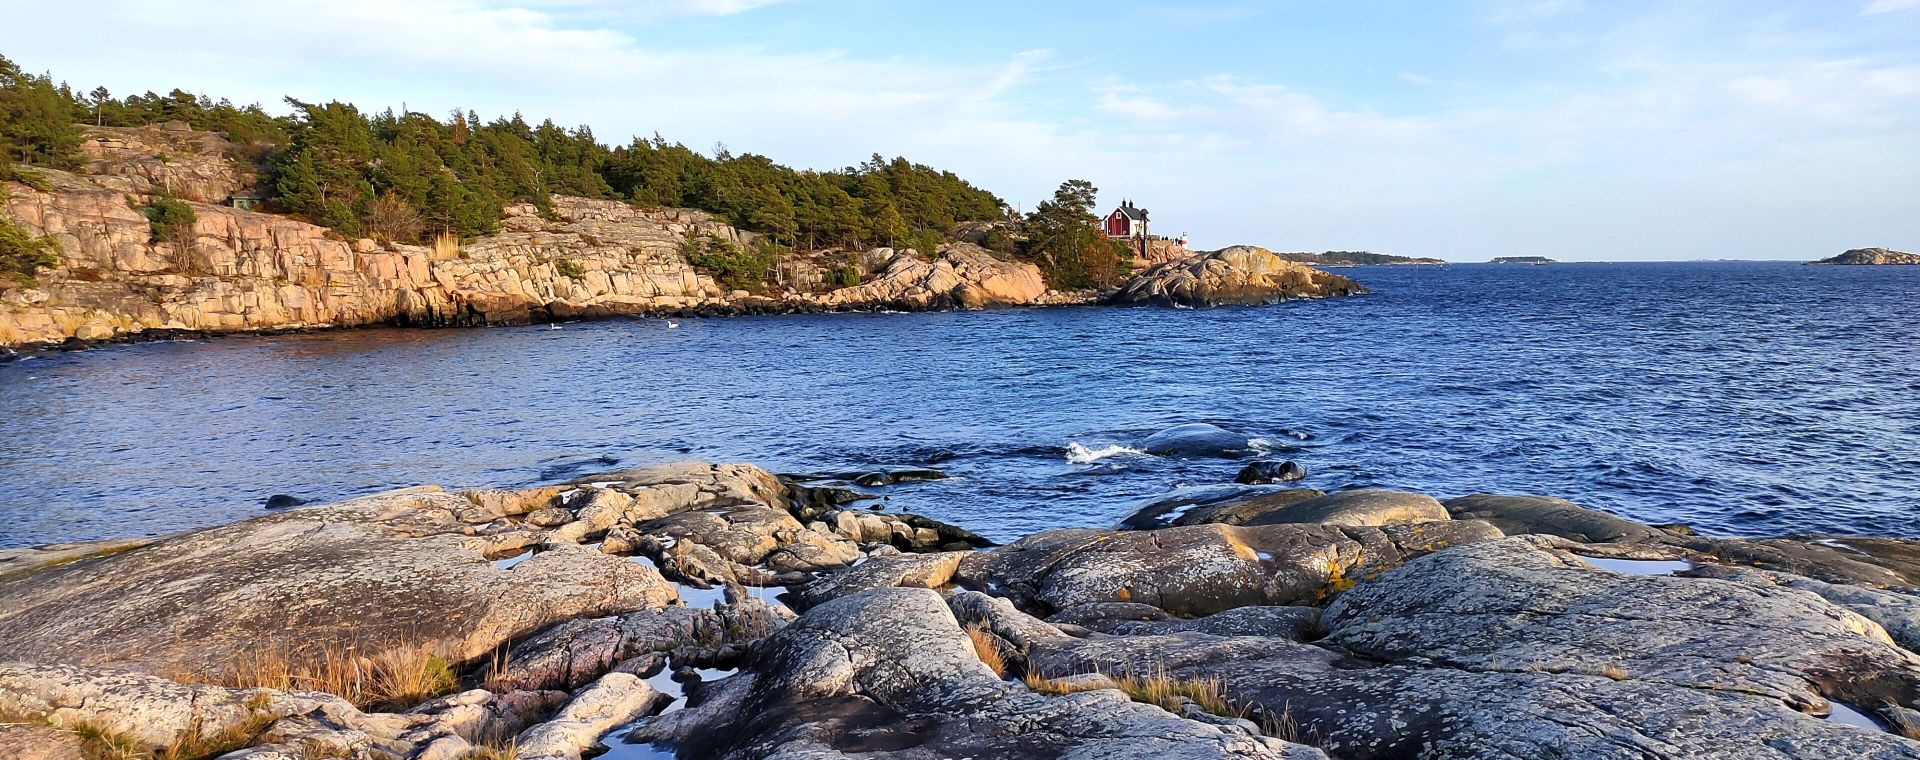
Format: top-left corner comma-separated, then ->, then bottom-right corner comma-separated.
1599,664 -> 1629,681
431,232 -> 462,261
965,624 -> 1006,678
176,639 -> 457,712
1024,667 -> 1235,718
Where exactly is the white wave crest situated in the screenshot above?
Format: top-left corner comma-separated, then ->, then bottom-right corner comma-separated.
1065,442 -> 1148,464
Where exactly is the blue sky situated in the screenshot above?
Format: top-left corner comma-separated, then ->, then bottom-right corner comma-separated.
3,0 -> 1917,260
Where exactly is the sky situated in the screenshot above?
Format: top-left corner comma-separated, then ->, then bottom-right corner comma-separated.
2,0 -> 1917,261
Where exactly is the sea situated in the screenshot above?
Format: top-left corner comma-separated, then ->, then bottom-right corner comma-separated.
2,261 -> 1916,548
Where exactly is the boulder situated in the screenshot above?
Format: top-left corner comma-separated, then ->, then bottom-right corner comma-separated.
1236,460 -> 1305,484
1108,246 -> 1368,307
794,551 -> 970,608
511,673 -> 668,760
623,587 -> 1318,759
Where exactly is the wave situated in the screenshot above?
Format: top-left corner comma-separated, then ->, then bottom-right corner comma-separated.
1065,442 -> 1149,464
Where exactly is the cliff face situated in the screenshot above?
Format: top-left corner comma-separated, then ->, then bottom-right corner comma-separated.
0,126 -> 1064,347
0,168 -> 754,345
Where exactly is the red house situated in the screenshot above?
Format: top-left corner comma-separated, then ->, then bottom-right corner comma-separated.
1104,200 -> 1149,239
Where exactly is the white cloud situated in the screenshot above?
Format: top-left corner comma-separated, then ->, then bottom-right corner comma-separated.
1862,0 -> 1920,15
1399,72 -> 1437,86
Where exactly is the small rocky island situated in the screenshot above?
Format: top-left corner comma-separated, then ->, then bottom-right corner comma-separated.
1810,248 -> 1920,265
5,434 -> 1920,758
1489,256 -> 1555,265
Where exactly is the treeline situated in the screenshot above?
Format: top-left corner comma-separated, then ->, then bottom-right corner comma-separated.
0,55 -> 1005,251
2,55 -> 1139,291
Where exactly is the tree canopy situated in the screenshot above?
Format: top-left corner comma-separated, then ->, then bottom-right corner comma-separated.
0,57 -> 1147,290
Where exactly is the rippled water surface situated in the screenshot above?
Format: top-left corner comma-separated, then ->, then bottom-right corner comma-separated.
3,262 -> 1917,548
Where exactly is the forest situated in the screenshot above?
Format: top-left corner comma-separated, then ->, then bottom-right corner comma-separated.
1,55 -> 1132,290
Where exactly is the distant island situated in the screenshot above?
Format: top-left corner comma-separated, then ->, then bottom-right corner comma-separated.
1490,256 -> 1555,265
1274,250 -> 1446,266
1809,247 -> 1919,265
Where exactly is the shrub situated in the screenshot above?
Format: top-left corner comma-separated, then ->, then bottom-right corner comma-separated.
682,232 -> 777,291
1,184 -> 58,287
142,194 -> 197,250
366,190 -> 425,243
1,216 -> 58,287
982,226 -> 1017,253
553,257 -> 585,280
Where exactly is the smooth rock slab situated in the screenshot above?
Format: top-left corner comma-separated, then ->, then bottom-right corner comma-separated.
1032,633 -> 1920,760
0,488 -> 675,675
1321,536 -> 1920,713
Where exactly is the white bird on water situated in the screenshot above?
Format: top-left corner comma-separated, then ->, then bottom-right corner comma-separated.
667,321 -> 680,329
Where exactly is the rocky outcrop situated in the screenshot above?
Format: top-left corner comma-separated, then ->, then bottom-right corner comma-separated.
12,461 -> 1920,757
805,243 -> 1049,310
955,519 -> 1503,616
624,587 -> 1318,759
1107,246 -> 1367,307
1811,247 -> 1920,265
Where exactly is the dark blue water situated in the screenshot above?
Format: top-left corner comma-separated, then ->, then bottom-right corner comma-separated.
2,262 -> 1917,548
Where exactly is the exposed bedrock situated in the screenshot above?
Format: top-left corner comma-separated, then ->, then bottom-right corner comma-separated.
624,587 -> 1322,759
8,466 -> 1920,758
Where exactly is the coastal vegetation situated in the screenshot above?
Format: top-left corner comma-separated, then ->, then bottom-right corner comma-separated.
0,54 -> 1009,264
1017,179 -> 1133,290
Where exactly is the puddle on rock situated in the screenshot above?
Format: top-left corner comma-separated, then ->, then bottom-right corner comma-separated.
493,550 -> 534,570
646,665 -> 739,714
1579,556 -> 1691,576
1828,701 -> 1886,731
595,727 -> 678,760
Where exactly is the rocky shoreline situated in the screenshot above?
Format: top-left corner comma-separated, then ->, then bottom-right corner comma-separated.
5,441 -> 1920,758
1,125 -> 1364,351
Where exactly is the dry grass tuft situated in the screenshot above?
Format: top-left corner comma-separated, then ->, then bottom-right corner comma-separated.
179,639 -> 457,712
460,737 -> 517,760
1024,667 -> 1234,718
430,232 -> 462,261
47,711 -> 274,760
965,624 -> 1007,678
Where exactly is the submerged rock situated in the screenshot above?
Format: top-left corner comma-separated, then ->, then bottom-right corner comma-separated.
1142,423 -> 1252,457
